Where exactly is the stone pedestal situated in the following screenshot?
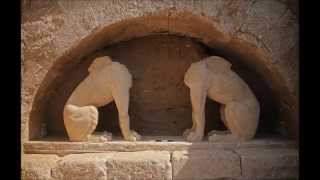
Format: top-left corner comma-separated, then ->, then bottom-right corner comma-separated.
22,138 -> 298,180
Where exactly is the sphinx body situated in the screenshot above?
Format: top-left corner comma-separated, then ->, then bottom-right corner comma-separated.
63,56 -> 141,142
183,56 -> 260,142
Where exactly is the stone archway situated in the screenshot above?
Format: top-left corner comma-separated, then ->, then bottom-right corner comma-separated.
26,11 -> 298,141
21,2 -> 299,179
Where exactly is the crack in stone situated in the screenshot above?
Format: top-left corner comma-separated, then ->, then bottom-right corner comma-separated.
50,168 -> 54,179
234,22 -> 245,37
277,8 -> 290,25
232,0 -> 256,37
236,27 -> 274,61
169,151 -> 174,180
231,149 -> 243,177
168,7 -> 171,35
246,0 -> 258,15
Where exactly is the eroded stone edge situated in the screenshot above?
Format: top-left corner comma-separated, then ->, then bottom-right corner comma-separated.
22,147 -> 298,180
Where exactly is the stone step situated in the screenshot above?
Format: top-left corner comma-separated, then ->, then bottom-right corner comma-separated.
24,136 -> 296,155
172,149 -> 299,180
22,148 -> 298,180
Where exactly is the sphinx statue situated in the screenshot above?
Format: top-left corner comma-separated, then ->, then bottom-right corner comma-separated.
63,56 -> 141,142
183,56 -> 260,142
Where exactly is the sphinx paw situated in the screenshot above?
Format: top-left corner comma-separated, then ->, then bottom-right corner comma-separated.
182,129 -> 191,138
186,131 -> 203,142
124,130 -> 141,142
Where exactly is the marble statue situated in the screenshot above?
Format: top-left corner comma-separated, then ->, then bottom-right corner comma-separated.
63,56 -> 141,142
183,56 -> 260,142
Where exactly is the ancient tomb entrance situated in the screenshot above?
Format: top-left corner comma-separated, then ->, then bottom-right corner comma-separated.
34,34 -> 286,140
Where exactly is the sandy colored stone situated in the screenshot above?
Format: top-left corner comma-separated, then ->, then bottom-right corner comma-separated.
183,56 -> 260,142
172,150 -> 241,180
88,131 -> 112,143
22,147 -> 299,180
21,1 -> 299,179
23,137 -> 296,154
22,1 -> 299,142
237,148 -> 299,179
22,154 -> 60,180
51,153 -> 114,180
64,56 -> 140,142
106,151 -> 172,180
46,35 -> 210,137
207,130 -> 241,142
25,151 -> 171,180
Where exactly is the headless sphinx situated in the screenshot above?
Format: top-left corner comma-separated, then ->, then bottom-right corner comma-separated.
63,56 -> 140,142
183,56 -> 260,142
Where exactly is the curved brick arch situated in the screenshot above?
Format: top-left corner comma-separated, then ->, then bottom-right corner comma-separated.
22,1 -> 298,142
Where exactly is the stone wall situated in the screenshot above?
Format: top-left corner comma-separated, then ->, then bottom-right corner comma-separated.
22,137 -> 299,179
22,0 -> 299,142
22,148 -> 298,180
21,1 -> 299,178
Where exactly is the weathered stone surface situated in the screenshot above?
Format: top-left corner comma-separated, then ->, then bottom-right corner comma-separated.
22,0 -> 299,143
172,150 -> 241,179
173,0 -> 202,16
24,152 -> 171,180
51,153 -> 114,180
22,154 -> 59,180
183,56 -> 260,142
204,0 -> 254,35
237,148 -> 299,179
106,151 -> 172,180
63,56 -> 140,142
23,137 -> 296,154
22,147 -> 298,180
